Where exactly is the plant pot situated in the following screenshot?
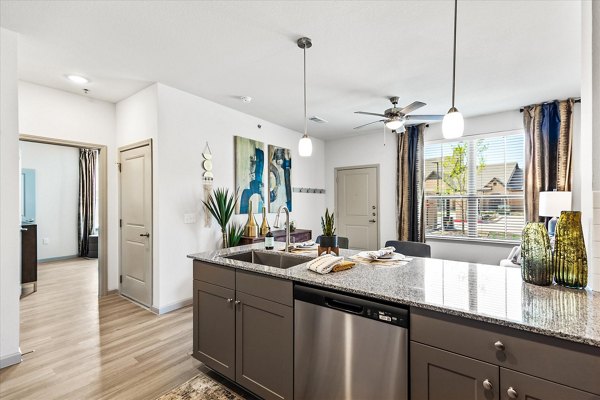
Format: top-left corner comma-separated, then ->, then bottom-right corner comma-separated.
320,235 -> 338,248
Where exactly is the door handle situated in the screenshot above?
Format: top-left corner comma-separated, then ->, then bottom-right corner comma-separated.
21,227 -> 28,231
369,219 -> 376,223
140,233 -> 150,238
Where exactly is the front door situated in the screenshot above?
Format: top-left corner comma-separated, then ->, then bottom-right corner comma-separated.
336,166 -> 379,250
119,143 -> 152,306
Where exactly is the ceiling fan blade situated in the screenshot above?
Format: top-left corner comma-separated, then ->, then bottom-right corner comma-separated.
398,101 -> 426,115
355,111 -> 387,117
353,120 -> 386,129
405,114 -> 445,121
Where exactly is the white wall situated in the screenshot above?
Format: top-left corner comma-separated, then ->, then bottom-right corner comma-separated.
116,83 -> 326,311
20,141 -> 79,260
0,28 -> 22,368
18,81 -> 119,289
582,0 -> 600,290
324,131 -> 398,249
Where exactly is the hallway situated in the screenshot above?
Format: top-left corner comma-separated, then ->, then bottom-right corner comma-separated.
0,258 -> 200,399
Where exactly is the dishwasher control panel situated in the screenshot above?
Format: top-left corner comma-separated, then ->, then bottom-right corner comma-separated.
365,307 -> 407,327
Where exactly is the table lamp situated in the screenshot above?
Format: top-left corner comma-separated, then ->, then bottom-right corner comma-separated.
538,191 -> 572,236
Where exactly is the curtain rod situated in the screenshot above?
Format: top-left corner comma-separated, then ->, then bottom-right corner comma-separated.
519,97 -> 581,113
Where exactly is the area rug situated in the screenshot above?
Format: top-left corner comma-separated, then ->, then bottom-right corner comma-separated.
156,371 -> 246,400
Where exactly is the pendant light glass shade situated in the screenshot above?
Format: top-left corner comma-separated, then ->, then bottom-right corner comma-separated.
442,107 -> 464,139
297,37 -> 313,157
443,0 -> 464,140
298,134 -> 313,157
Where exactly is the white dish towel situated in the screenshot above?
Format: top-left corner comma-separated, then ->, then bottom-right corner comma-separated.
355,246 -> 397,260
307,254 -> 344,275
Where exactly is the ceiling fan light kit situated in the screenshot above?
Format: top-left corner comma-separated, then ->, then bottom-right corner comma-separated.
442,0 -> 465,139
385,118 -> 404,130
297,37 -> 313,157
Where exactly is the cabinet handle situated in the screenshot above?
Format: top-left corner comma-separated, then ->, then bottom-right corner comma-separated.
226,298 -> 233,303
140,232 -> 150,237
482,379 -> 493,391
494,340 -> 505,351
234,300 -> 241,305
507,387 -> 518,398
369,219 -> 376,223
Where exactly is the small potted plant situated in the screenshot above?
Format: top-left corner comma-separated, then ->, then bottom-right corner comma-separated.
320,208 -> 338,248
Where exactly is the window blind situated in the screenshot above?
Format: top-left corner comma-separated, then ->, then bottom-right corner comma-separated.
424,132 -> 525,242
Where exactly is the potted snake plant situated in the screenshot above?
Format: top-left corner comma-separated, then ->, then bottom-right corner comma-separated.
320,208 -> 338,248
202,187 -> 239,248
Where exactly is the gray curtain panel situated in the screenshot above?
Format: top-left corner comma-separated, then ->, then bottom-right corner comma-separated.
397,124 -> 425,242
523,99 -> 573,222
79,148 -> 98,257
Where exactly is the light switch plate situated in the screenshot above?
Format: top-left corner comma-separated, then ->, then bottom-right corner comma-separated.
42,238 -> 49,245
184,213 -> 196,224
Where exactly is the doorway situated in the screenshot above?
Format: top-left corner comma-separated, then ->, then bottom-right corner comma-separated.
119,140 -> 153,307
19,134 -> 108,297
335,165 -> 380,250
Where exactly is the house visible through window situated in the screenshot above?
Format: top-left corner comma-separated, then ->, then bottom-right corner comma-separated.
424,132 -> 525,242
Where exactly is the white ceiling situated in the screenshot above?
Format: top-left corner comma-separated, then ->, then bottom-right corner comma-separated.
1,1 -> 581,140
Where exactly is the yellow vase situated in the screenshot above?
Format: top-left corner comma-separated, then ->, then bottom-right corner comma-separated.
553,211 -> 587,288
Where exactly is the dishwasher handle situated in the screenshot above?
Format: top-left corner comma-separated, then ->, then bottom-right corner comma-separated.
324,297 -> 364,314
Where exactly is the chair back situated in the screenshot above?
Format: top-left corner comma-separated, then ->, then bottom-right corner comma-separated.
315,235 -> 349,249
385,240 -> 431,258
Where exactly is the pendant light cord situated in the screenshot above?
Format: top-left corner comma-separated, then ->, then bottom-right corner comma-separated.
303,45 -> 307,137
451,0 -> 458,108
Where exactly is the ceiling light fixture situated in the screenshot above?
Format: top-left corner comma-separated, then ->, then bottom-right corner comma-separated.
385,118 -> 404,131
442,0 -> 464,139
66,74 -> 89,84
297,37 -> 313,157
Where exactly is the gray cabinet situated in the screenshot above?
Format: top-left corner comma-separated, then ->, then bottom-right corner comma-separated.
193,280 -> 235,380
193,261 -> 293,400
236,291 -> 293,400
411,307 -> 600,399
500,369 -> 600,400
411,342 -> 499,400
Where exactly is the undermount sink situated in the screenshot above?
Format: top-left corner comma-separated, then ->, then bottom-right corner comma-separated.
223,250 -> 311,269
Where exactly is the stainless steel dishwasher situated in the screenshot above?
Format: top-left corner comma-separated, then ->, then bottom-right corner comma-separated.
294,285 -> 409,400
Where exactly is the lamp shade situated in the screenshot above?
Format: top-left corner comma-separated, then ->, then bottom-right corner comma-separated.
538,191 -> 572,217
442,108 -> 464,139
298,135 -> 312,157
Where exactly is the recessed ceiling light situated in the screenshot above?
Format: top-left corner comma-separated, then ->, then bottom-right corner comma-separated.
240,96 -> 252,103
66,75 -> 90,84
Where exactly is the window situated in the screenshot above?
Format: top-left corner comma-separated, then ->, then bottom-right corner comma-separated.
424,131 -> 525,242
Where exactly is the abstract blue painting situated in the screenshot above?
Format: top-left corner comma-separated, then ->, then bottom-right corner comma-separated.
235,136 -> 265,214
268,145 -> 292,212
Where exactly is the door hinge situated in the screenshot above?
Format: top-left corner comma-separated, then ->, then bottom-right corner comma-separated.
119,219 -> 122,228
117,162 -> 121,172
120,275 -> 123,284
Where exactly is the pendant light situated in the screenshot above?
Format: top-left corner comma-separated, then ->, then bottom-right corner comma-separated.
442,0 -> 464,139
297,37 -> 313,157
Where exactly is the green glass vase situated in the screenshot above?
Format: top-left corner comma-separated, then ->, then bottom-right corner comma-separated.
520,222 -> 553,286
554,211 -> 587,288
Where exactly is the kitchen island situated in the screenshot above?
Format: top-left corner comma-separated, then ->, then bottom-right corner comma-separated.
188,243 -> 600,400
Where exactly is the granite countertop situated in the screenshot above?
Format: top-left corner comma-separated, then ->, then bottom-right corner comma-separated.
188,243 -> 600,348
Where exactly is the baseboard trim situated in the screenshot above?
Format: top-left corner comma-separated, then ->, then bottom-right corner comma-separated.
38,255 -> 79,263
0,351 -> 22,369
151,298 -> 193,315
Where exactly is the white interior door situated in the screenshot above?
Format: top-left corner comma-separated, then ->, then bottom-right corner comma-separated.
119,143 -> 152,306
336,166 -> 379,250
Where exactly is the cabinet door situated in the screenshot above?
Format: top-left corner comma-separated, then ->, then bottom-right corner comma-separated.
236,291 -> 293,400
500,368 -> 600,400
193,280 -> 236,380
411,341 -> 500,400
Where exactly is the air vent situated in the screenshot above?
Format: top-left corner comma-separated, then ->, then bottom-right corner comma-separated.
309,116 -> 328,123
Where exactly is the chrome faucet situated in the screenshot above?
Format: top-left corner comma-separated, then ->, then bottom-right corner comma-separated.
273,205 -> 291,252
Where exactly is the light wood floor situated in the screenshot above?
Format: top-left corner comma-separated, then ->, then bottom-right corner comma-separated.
0,258 -> 202,400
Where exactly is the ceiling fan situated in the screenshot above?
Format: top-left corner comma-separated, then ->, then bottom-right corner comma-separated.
354,97 -> 445,131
